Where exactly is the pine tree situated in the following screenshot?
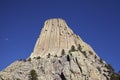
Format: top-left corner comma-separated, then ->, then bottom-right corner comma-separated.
29,69 -> 38,80
77,44 -> 82,51
71,45 -> 76,51
61,49 -> 65,55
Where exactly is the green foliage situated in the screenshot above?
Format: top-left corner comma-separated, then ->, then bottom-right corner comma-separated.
61,49 -> 65,55
94,55 -> 97,59
47,53 -> 51,58
28,58 -> 31,61
99,58 -> 103,63
36,56 -> 41,59
54,55 -> 57,57
82,51 -> 87,58
97,66 -> 101,73
105,64 -> 114,72
16,78 -> 20,80
77,44 -> 82,51
71,45 -> 76,52
29,69 -> 38,80
77,44 -> 88,58
110,73 -> 120,80
33,57 -> 36,59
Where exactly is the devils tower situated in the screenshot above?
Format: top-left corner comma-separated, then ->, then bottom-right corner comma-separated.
30,18 -> 77,58
30,18 -> 95,58
0,18 -> 114,80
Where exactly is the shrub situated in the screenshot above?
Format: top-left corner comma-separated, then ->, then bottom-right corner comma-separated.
77,44 -> 82,51
71,45 -> 76,52
36,56 -> 40,59
105,64 -> 114,72
29,69 -> 38,80
110,73 -> 120,80
47,53 -> 51,58
61,49 -> 65,55
95,55 -> 97,59
97,66 -> 101,73
81,51 -> 87,58
33,57 -> 36,59
54,55 -> 57,57
16,78 -> 20,80
28,58 -> 31,61
99,58 -> 103,63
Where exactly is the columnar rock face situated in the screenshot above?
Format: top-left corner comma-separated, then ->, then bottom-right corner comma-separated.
30,18 -> 95,58
0,18 -> 114,80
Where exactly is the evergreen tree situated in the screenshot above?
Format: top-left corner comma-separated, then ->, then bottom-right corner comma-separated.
29,69 -> 38,80
77,44 -> 82,51
71,45 -> 76,51
61,49 -> 65,55
110,73 -> 120,80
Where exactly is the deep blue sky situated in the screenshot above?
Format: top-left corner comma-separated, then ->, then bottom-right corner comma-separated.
0,0 -> 120,72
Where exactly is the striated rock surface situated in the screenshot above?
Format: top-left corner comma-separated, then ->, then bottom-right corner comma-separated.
30,18 -> 96,58
0,18 -> 113,80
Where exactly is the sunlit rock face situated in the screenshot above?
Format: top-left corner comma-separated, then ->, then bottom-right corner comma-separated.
30,18 -> 95,58
0,18 -> 113,80
30,18 -> 78,58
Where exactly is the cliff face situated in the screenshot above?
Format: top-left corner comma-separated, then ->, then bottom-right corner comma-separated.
30,18 -> 79,58
30,18 -> 95,58
0,18 -> 113,80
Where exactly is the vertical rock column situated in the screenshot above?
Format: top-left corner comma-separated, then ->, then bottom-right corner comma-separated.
30,18 -> 81,58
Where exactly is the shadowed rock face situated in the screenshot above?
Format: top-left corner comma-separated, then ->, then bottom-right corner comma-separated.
0,18 -> 114,80
30,18 -> 81,58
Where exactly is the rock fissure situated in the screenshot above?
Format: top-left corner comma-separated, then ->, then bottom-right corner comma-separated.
59,72 -> 67,80
75,58 -> 83,73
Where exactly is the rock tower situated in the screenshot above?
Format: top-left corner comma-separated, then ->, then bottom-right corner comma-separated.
0,18 -> 114,80
30,18 -> 95,58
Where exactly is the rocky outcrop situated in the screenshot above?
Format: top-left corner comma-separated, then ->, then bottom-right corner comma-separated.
0,50 -> 112,80
0,18 -> 113,80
